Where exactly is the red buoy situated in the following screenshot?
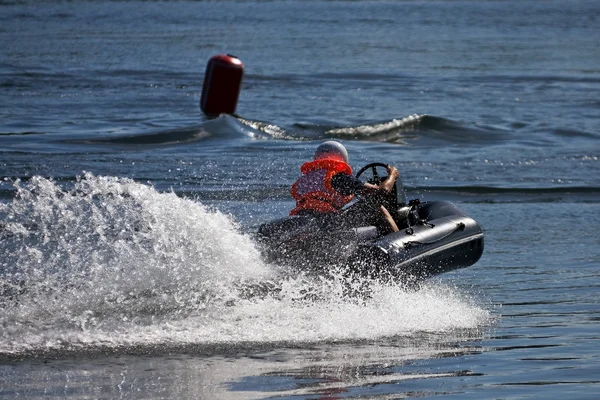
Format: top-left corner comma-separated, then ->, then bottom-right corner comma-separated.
200,54 -> 244,116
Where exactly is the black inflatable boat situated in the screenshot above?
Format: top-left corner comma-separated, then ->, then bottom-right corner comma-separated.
257,163 -> 484,283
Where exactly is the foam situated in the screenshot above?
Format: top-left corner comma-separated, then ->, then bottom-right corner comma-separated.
0,173 -> 490,357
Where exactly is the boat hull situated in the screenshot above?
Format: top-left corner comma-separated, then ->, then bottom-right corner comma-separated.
257,200 -> 484,283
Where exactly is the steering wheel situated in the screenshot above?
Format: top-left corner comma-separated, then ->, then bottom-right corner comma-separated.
355,162 -> 400,209
355,162 -> 390,185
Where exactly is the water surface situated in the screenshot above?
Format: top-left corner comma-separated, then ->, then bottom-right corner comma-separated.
1,0 -> 599,398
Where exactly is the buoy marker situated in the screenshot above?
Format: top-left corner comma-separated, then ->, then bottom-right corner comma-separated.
200,54 -> 244,117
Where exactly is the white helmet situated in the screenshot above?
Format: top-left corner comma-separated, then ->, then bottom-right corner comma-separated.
313,140 -> 349,163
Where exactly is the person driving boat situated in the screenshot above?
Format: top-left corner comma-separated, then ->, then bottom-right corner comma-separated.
290,140 -> 400,233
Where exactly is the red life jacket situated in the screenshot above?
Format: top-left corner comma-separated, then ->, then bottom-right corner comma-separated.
290,158 -> 354,215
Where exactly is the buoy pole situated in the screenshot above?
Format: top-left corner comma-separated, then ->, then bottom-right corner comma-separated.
200,54 -> 244,117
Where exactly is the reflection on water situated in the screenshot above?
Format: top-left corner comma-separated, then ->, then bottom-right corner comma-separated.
1,331 -> 487,399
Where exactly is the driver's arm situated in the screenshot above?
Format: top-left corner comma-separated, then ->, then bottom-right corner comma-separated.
363,165 -> 399,193
331,165 -> 399,195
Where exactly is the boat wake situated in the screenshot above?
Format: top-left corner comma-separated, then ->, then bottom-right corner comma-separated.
42,113 -> 501,151
0,174 -> 491,360
239,113 -> 503,145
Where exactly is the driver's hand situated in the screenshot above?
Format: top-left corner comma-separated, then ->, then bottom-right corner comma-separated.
386,165 -> 399,180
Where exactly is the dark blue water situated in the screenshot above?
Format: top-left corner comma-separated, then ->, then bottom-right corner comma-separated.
1,0 -> 600,398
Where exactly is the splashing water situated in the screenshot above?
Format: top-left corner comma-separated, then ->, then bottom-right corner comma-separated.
0,174 -> 490,358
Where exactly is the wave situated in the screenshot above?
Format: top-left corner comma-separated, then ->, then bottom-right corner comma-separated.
238,114 -> 504,145
0,174 -> 490,360
66,125 -> 212,146
63,114 -> 265,147
4,111 -> 591,152
2,113 -> 502,152
324,115 -> 503,145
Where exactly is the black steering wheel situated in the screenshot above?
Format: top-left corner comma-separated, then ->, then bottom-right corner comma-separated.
355,162 -> 390,185
355,162 -> 400,209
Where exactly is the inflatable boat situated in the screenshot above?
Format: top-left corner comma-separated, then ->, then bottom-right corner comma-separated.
257,163 -> 484,283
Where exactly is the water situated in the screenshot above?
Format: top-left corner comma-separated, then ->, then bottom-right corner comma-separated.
1,0 -> 599,398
